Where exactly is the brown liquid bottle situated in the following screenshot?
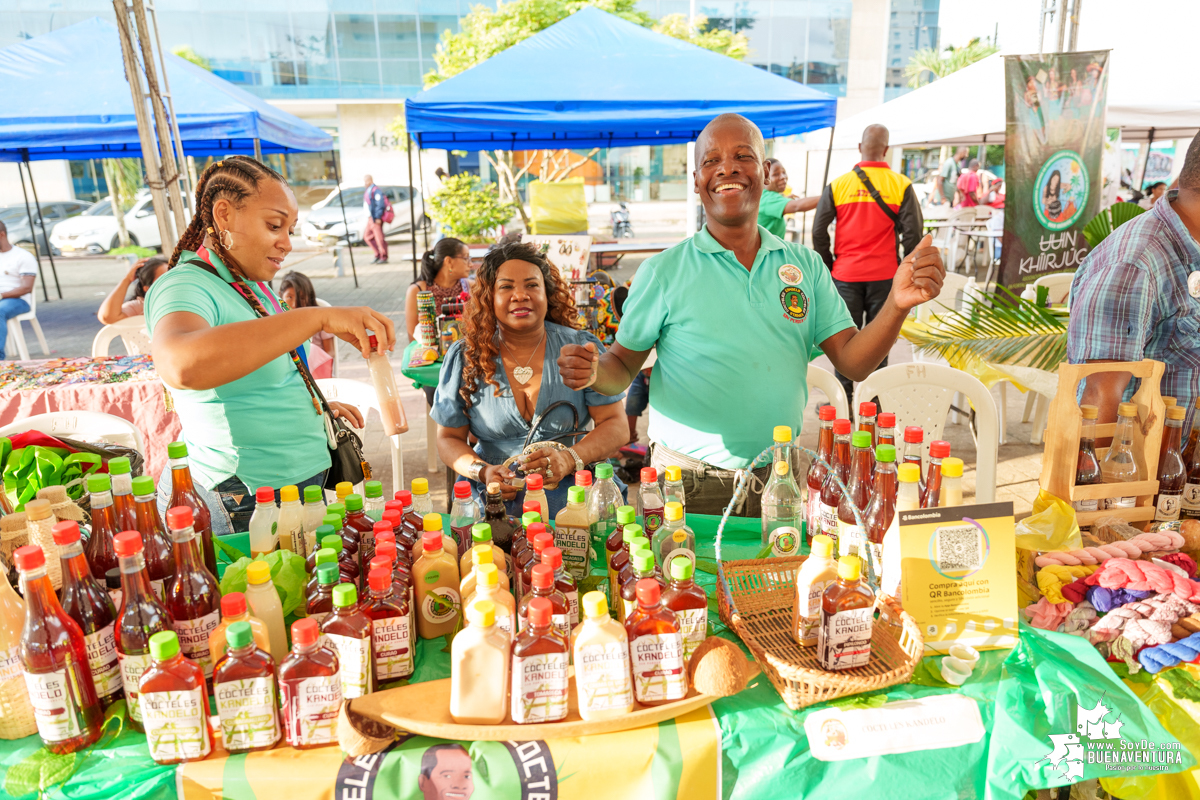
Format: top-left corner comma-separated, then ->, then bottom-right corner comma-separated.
661,558 -> 707,662
164,506 -> 222,688
52,522 -> 122,708
625,578 -> 687,706
320,584 -> 374,699
84,473 -> 120,581
279,618 -> 342,750
130,476 -> 175,600
819,419 -> 853,546
1156,405 -> 1187,521
139,631 -> 213,764
864,445 -> 898,571
113,530 -> 173,733
166,442 -> 217,577
922,441 -> 950,508
858,401 -> 878,476
511,597 -> 569,724
107,456 -> 138,531
213,620 -> 281,754
901,426 -> 926,500
540,546 -> 578,629
876,412 -> 896,449
483,482 -> 519,554
609,521 -> 641,614
817,555 -> 875,671
340,496 -> 370,575
517,564 -> 569,637
521,529 -> 555,596
806,406 -> 836,544
1182,398 -> 1200,470
606,506 -> 635,594
363,567 -> 413,684
836,431 -> 874,557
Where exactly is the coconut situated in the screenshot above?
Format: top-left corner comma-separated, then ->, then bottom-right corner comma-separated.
1180,519 -> 1200,552
690,637 -> 754,697
337,699 -> 395,757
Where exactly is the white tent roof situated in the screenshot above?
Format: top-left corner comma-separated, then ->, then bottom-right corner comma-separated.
829,52 -> 1200,149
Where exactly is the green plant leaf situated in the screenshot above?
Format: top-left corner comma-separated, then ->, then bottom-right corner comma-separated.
3,748 -> 76,799
214,536 -> 247,564
578,575 -> 607,596
1160,667 -> 1200,702
695,558 -> 719,575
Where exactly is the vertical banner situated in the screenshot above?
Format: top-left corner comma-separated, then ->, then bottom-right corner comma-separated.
999,50 -> 1109,290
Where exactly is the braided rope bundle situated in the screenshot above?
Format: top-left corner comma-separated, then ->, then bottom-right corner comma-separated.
1034,529 -> 1185,568
1024,597 -> 1074,631
1161,553 -> 1199,579
1138,632 -> 1200,674
1089,558 -> 1200,602
1172,613 -> 1200,640
1036,564 -> 1098,604
1089,593 -> 1199,644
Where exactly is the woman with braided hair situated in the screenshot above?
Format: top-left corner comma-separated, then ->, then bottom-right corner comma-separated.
146,156 -> 395,533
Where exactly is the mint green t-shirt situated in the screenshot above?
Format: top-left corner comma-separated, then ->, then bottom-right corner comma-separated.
145,250 -> 330,491
616,225 -> 855,469
757,190 -> 789,239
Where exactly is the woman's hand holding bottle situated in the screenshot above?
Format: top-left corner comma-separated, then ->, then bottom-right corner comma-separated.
479,464 -> 520,500
316,306 -> 397,357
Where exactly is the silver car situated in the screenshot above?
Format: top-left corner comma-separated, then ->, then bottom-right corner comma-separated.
300,184 -> 429,247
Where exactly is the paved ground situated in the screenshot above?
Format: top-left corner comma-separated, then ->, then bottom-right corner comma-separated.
36,231 -> 1044,516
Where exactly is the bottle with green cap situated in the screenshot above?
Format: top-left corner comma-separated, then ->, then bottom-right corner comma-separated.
343,493 -> 373,574
553,484 -> 591,580
213,620 -> 281,754
449,598 -> 510,725
321,583 -> 373,698
662,557 -> 707,661
818,555 -> 875,671
138,630 -> 213,763
836,430 -> 875,557
653,501 -> 696,575
131,475 -> 175,598
792,534 -> 838,646
166,441 -> 217,577
864,444 -> 899,573
572,591 -> 635,719
301,484 -> 328,554
606,509 -> 637,608
456,522 -> 504,579
277,485 -> 306,557
307,562 -> 342,624
620,548 -> 666,622
107,455 -> 137,529
761,424 -> 803,548
363,480 -> 385,520
587,462 -> 625,577
84,472 -> 120,580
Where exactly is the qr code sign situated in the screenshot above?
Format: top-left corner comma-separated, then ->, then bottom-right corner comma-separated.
934,524 -> 984,572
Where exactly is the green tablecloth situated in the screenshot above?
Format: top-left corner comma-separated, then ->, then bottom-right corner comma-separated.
399,339 -> 443,390
1,515 -> 1193,800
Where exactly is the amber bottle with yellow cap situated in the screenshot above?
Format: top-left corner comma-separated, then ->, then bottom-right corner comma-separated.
413,519 -> 461,639
1100,402 -> 1141,509
818,556 -> 875,671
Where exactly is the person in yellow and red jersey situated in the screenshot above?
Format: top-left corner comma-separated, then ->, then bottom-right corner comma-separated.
812,124 -> 924,401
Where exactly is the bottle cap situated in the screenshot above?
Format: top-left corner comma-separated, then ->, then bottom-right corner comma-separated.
833,419 -> 851,435
304,485 -> 324,503
811,534 -> 834,558
281,485 -> 299,503
166,441 -> 188,459
221,591 -> 248,617
382,509 -> 402,526
859,401 -> 877,417
1118,402 -> 1138,418
851,430 -> 872,448
526,473 -> 544,491
370,555 -> 393,573
256,486 -> 275,503
227,620 -> 253,650
640,467 -> 657,484
521,512 -> 541,528
541,546 -> 563,570
575,470 -> 592,487
365,480 -> 383,499
1169,405 -> 1187,420
773,425 -> 792,443
522,501 -> 540,514
636,578 -> 661,606
166,506 -> 193,530
876,444 -> 896,463
373,521 -> 392,536
838,555 -> 861,581
664,501 -> 683,521
13,545 -> 44,571
321,534 -> 343,553
930,440 -> 951,458
631,537 -> 650,555
332,583 -> 358,608
472,523 -> 492,543
670,558 -> 694,580
149,630 -> 180,661
114,530 -> 143,556
878,412 -> 896,427
904,426 -> 924,443
633,550 -> 655,573
454,481 -> 472,499
533,532 -> 554,553
819,405 -> 836,421
486,482 -> 502,496
345,493 -> 364,512
396,489 -> 413,505
528,596 -> 552,627
423,514 -> 443,532
51,520 -> 81,545
622,524 -> 643,542
109,456 -> 131,475
422,531 -> 444,552
368,568 -> 392,592
87,473 -> 111,493
898,463 -> 921,483
375,541 -> 397,561
582,591 -> 608,618
1081,404 -> 1101,419
596,463 -> 614,480
131,475 -> 155,495
477,562 -> 499,587
467,599 -> 495,627
616,505 -> 636,524
411,478 -> 429,495
472,546 -> 494,566
568,485 -> 586,504
531,563 -> 553,589
247,561 -> 271,585
1165,397 -> 1178,407
315,547 -> 338,566
663,465 -> 681,482
321,514 -> 342,530
336,481 -> 354,497
317,563 -> 339,585
327,503 -> 346,520
942,457 -> 964,478
25,499 -> 52,521
292,618 -> 319,648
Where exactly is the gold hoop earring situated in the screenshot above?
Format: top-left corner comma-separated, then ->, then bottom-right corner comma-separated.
219,228 -> 234,250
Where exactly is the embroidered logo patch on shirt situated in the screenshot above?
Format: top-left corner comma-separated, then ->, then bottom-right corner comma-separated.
780,287 -> 808,322
778,264 -> 803,285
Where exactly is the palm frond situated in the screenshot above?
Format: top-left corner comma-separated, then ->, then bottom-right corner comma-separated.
1082,202 -> 1145,248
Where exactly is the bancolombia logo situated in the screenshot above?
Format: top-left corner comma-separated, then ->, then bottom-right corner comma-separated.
1038,696 -> 1183,781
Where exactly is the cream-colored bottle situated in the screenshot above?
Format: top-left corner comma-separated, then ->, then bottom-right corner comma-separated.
413,529 -> 461,639
450,599 -> 511,724
792,534 -> 838,646
882,464 -> 922,601
461,545 -> 510,600
572,591 -> 635,720
276,485 -> 306,556
553,485 -> 591,580
939,457 -> 964,507
468,564 -> 516,635
244,561 -> 288,663
459,523 -> 508,577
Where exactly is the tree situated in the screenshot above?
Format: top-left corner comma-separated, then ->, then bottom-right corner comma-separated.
171,45 -> 212,71
429,174 -> 517,241
101,159 -> 144,247
904,37 -> 998,89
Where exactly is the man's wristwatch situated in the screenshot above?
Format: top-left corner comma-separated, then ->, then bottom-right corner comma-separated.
466,460 -> 487,483
565,447 -> 584,475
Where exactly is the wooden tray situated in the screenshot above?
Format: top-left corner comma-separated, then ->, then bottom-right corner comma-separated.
350,663 -> 758,741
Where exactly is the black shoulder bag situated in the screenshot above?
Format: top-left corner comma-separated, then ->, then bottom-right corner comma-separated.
852,166 -> 901,226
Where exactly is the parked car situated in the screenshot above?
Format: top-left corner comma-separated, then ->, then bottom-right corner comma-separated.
50,193 -> 165,254
0,201 -> 90,256
301,184 -> 428,247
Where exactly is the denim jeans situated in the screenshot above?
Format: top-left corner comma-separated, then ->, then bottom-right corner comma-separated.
650,442 -> 769,518
0,297 -> 30,360
156,466 -> 327,535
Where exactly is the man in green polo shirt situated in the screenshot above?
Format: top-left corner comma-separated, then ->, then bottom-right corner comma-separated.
556,113 -> 944,515
757,158 -> 818,239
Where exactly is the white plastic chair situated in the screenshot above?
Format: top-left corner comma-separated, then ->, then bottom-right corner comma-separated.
0,411 -> 145,456
6,291 -> 48,361
91,316 -> 151,357
314,298 -> 340,378
929,208 -> 976,275
316,377 -> 404,494
806,364 -> 849,419
1020,272 -> 1074,304
853,362 -> 998,504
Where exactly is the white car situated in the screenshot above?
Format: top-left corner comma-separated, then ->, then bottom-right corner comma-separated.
50,193 -> 165,254
300,184 -> 428,247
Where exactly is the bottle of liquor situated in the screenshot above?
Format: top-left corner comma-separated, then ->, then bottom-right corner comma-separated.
343,494 -> 375,574
836,431 -> 873,557
624,579 -> 686,706
130,476 -> 175,600
864,445 -> 898,572
107,456 -> 138,531
1156,405 -> 1187,521
637,468 -> 666,541
806,406 -> 836,543
112,531 -> 173,733
1073,405 -> 1104,514
818,555 -> 875,671
620,548 -> 667,623
857,401 -> 878,475
363,567 -> 413,684
901,426 -> 925,499
164,507 -> 222,686
83,473 -> 120,581
166,442 -> 217,576
0,557 -> 37,741
761,425 -> 803,549
517,564 -> 569,637
540,547 -> 578,630
1100,402 -> 1141,509
213,621 -> 281,755
138,631 -> 212,764
279,618 -> 342,750
320,584 -> 374,699
922,441 -> 951,509
876,412 -> 896,448
661,559 -> 707,662
511,597 -> 569,724
1182,398 -> 1200,469
52,522 -> 121,708
483,482 -> 519,553
819,419 -> 853,546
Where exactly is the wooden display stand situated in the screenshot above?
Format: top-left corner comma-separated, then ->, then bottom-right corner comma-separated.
1039,360 -> 1166,527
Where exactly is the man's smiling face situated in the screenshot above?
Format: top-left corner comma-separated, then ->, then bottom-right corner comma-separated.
693,115 -> 766,229
419,747 -> 474,800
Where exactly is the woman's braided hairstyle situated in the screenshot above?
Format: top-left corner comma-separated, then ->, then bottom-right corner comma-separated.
168,155 -> 287,274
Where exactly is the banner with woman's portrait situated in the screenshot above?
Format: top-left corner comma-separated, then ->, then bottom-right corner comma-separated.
999,50 -> 1109,290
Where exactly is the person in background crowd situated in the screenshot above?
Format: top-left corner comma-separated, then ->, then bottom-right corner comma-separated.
98,255 -> 167,324
985,177 -> 1006,208
0,220 -> 37,360
957,159 -> 982,207
278,270 -> 336,358
1069,130 -> 1200,423
813,124 -> 924,403
1139,181 -> 1167,210
757,158 -> 819,239
363,174 -> 389,264
935,146 -> 968,205
407,237 -> 471,404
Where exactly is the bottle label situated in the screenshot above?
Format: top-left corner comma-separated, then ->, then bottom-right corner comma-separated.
837,519 -> 864,556
23,669 -> 83,743
553,613 -> 570,639
495,611 -> 513,634
215,676 -> 280,750
1072,499 -> 1099,513
285,523 -> 306,558
282,675 -> 342,747
676,608 -> 708,662
326,633 -> 371,699
576,640 -> 633,711
554,524 -> 590,580
372,616 -> 414,681
142,687 -> 211,761
83,622 -> 122,700
150,579 -> 165,601
565,590 -> 579,626
798,579 -> 834,643
1181,483 -> 1200,514
1105,496 -> 1136,510
818,607 -> 873,670
173,611 -> 221,678
421,587 -> 461,625
119,652 -> 153,723
511,652 -> 569,724
1156,492 -> 1182,522
643,509 -> 664,537
819,502 -> 840,541
0,644 -> 21,682
630,632 -> 687,703
768,527 -> 801,557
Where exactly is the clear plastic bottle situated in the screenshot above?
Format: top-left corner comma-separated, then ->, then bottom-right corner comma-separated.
166,442 -> 217,577
450,481 -> 480,556
818,556 -> 875,671
662,465 -> 685,515
467,563 -> 516,635
1101,402 -> 1142,509
249,487 -> 279,557
637,467 -> 666,540
277,485 -> 305,556
83,475 -> 120,582
363,480 -> 386,521
164,506 -> 222,686
588,463 -> 625,579
762,425 -> 803,550
792,534 -> 837,646
863,445 -> 898,573
367,333 -> 408,435
362,568 -> 412,684
661,559 -> 707,662
209,591 -> 271,666
302,485 -> 328,555
1158,405 -> 1188,521
654,501 -> 695,574
857,401 -> 878,475
245,562 -> 288,663
411,478 -> 433,517
553,485 -> 591,580
523,473 -> 549,528
882,464 -> 922,601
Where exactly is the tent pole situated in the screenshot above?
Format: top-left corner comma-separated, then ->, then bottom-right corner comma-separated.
24,158 -> 61,300
254,138 -> 263,161
406,135 -> 419,283
821,125 -> 836,188
802,149 -> 811,246
329,149 -> 358,288
416,147 -> 430,252
16,161 -> 49,304
1138,128 -> 1156,190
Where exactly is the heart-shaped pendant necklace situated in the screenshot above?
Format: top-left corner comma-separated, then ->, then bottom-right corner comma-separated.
500,329 -> 546,386
513,366 -> 534,384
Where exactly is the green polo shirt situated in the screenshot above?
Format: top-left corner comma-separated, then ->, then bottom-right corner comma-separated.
616,225 -> 854,469
757,190 -> 789,238
145,250 -> 330,491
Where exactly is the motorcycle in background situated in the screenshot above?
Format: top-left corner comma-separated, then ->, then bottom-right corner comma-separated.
611,202 -> 633,238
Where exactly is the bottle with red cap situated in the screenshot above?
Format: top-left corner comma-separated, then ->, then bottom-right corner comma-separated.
521,530 -> 556,601
249,487 -> 280,558
819,419 -> 853,546
279,618 -> 341,749
138,630 -> 212,763
113,530 -> 173,732
83,473 -> 120,581
13,544 -> 104,753
517,564 -> 569,637
209,591 -> 271,667
363,567 -> 413,683
902,426 -> 926,499
608,520 -> 641,616
541,546 -> 578,630
166,441 -> 217,576
857,402 -> 878,475
522,473 -> 549,529
413,517 -> 462,639
806,406 -> 837,544
130,476 -> 176,600
370,548 -> 411,608
637,467 -> 666,539
922,441 -> 951,508
320,584 -> 374,698
396,489 -> 422,548
213,619 -> 281,754
624,578 -> 687,706
164,506 -> 222,686
53,521 -> 121,708
511,596 -> 569,724
381,507 -> 410,565
877,412 -> 896,449
450,481 -> 480,555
